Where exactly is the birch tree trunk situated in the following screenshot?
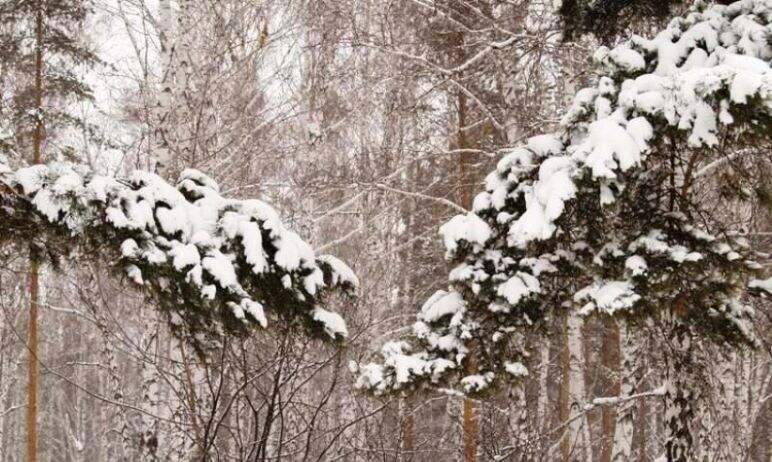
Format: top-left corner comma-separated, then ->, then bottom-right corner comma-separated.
734,352 -> 751,457
139,1 -> 178,456
600,318 -> 621,462
748,363 -> 772,461
699,352 -> 736,460
0,293 -> 5,460
97,319 -> 131,458
154,0 -> 175,177
139,322 -> 160,460
178,340 -> 205,458
537,342 -> 549,439
509,380 -> 531,460
398,156 -> 419,461
163,333 -> 186,461
612,325 -> 640,461
175,0 -> 195,168
560,313 -> 590,461
664,323 -> 696,462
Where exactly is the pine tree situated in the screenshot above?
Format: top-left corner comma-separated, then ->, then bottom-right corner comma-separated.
356,2 -> 771,461
0,1 -> 96,460
0,0 -> 98,163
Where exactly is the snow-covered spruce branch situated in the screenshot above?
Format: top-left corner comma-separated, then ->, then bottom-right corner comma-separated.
355,2 -> 770,459
356,0 -> 770,397
0,160 -> 357,348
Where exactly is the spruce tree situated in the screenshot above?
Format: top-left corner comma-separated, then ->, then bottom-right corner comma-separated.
0,0 -> 98,163
557,0 -> 737,42
0,1 -> 96,459
355,2 -> 771,460
0,162 -> 358,342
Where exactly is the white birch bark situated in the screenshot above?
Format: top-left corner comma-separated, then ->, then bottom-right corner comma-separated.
567,313 -> 591,461
611,325 -> 639,461
716,353 -> 737,460
165,337 -> 187,461
509,379 -> 532,459
175,0 -> 195,168
735,351 -> 751,456
154,0 -> 176,177
664,323 -> 697,462
138,319 -> 161,461
98,322 -> 131,458
537,342 -> 549,436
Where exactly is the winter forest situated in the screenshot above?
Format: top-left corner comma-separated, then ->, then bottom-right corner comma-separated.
0,0 -> 771,460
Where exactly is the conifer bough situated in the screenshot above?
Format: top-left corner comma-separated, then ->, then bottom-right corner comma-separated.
355,0 -> 771,395
0,161 -> 357,348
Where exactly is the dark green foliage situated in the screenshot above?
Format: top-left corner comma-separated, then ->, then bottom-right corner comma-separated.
558,0 -> 736,42
355,0 -> 770,397
559,0 -> 684,42
0,0 -> 99,162
0,169 -> 356,354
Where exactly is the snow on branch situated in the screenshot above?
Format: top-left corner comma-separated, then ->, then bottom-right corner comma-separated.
0,160 -> 356,348
356,0 -> 771,396
588,385 -> 666,409
749,277 -> 772,294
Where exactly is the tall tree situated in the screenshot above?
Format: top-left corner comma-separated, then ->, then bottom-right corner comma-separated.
0,1 -> 96,459
26,4 -> 43,460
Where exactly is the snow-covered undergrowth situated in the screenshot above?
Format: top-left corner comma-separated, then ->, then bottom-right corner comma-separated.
356,0 -> 771,395
0,161 -> 356,346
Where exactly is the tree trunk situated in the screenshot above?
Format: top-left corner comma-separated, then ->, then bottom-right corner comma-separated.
399,397 -> 414,461
748,361 -> 772,461
637,389 -> 648,462
558,316 -> 570,460
139,317 -> 160,460
664,324 -> 696,462
600,318 -> 621,462
26,3 -> 44,461
175,0 -> 195,168
462,397 -> 477,462
26,260 -> 39,462
155,0 -> 175,177
455,41 -> 477,462
536,342 -> 550,446
560,313 -> 589,461
509,380 -> 531,460
95,315 -> 131,458
697,352 -> 736,460
612,324 -> 639,461
179,341 -> 205,458
734,352 -> 750,457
